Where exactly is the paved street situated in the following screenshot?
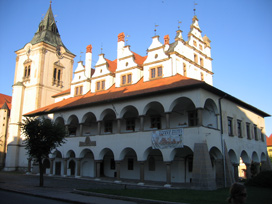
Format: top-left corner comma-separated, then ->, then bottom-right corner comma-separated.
0,189 -> 70,204
0,172 -> 138,204
0,172 -> 182,204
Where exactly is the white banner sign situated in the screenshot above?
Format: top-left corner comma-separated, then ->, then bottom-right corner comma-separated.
151,128 -> 183,149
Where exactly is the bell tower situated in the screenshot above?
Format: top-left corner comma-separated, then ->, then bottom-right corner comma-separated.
4,3 -> 75,171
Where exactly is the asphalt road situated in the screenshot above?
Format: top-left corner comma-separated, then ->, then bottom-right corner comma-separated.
0,189 -> 70,204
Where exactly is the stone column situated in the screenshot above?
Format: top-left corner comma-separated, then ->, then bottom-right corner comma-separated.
117,119 -> 121,133
115,161 -> 121,181
139,161 -> 145,184
96,160 -> 102,179
233,163 -> 239,182
63,158 -> 68,177
97,121 -> 101,135
79,123 -> 83,136
139,115 -> 144,131
245,163 -> 251,179
197,108 -> 203,126
65,125 -> 69,136
76,158 -> 82,178
49,158 -> 54,176
165,112 -> 170,129
165,162 -> 172,186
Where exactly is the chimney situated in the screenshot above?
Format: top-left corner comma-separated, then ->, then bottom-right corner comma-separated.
85,44 -> 92,78
164,35 -> 170,45
117,32 -> 125,60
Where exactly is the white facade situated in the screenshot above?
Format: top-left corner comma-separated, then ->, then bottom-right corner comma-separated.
4,5 -> 271,190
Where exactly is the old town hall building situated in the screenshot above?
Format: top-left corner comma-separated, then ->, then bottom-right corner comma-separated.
3,4 -> 271,189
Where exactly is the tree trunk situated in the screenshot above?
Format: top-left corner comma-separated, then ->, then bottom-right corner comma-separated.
38,158 -> 44,187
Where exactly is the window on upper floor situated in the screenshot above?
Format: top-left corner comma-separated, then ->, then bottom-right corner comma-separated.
75,86 -> 83,96
193,40 -> 197,47
246,122 -> 251,139
261,132 -> 264,142
228,117 -> 233,136
200,57 -> 204,67
199,44 -> 203,51
52,66 -> 63,87
237,120 -> 242,138
188,110 -> 198,127
96,80 -> 105,91
104,120 -> 112,133
194,54 -> 198,63
23,64 -> 31,81
150,66 -> 163,80
126,118 -> 135,131
121,73 -> 132,86
150,115 -> 161,129
254,124 -> 258,141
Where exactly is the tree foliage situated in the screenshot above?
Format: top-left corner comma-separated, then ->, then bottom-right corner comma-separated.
21,117 -> 66,186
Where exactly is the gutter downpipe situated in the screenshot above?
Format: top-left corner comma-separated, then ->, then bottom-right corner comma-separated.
219,94 -> 227,188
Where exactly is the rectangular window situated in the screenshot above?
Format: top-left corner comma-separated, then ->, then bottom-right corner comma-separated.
96,80 -> 105,91
199,44 -> 203,51
228,117 -> 233,136
254,125 -> 258,141
237,120 -> 242,138
151,68 -> 156,78
150,116 -> 161,129
261,132 -> 264,142
52,66 -> 63,87
128,158 -> 134,170
194,54 -> 198,63
150,66 -> 163,79
121,73 -> 132,85
246,123 -> 251,139
126,118 -> 135,131
101,80 -> 105,90
96,81 -> 100,91
127,74 -> 132,84
104,121 -> 112,133
193,40 -> 197,47
188,110 -> 198,127
75,86 -> 83,96
200,57 -> 204,66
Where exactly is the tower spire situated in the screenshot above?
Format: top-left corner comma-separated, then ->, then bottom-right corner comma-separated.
29,3 -> 73,54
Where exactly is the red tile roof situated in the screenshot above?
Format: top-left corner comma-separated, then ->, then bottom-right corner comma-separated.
0,93 -> 12,110
106,59 -> 117,73
24,74 -> 270,118
52,89 -> 71,98
25,74 -> 204,116
132,52 -> 147,66
267,134 -> 272,147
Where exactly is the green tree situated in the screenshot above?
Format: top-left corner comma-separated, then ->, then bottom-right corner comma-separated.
21,117 -> 66,187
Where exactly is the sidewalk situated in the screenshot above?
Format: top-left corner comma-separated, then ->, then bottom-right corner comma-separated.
0,172 -> 185,204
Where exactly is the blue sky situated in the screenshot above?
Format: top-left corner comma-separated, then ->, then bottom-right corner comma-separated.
0,0 -> 271,136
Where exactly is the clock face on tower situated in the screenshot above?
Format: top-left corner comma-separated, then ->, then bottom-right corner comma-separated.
56,45 -> 64,59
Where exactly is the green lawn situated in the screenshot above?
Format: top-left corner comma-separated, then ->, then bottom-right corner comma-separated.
81,186 -> 272,204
